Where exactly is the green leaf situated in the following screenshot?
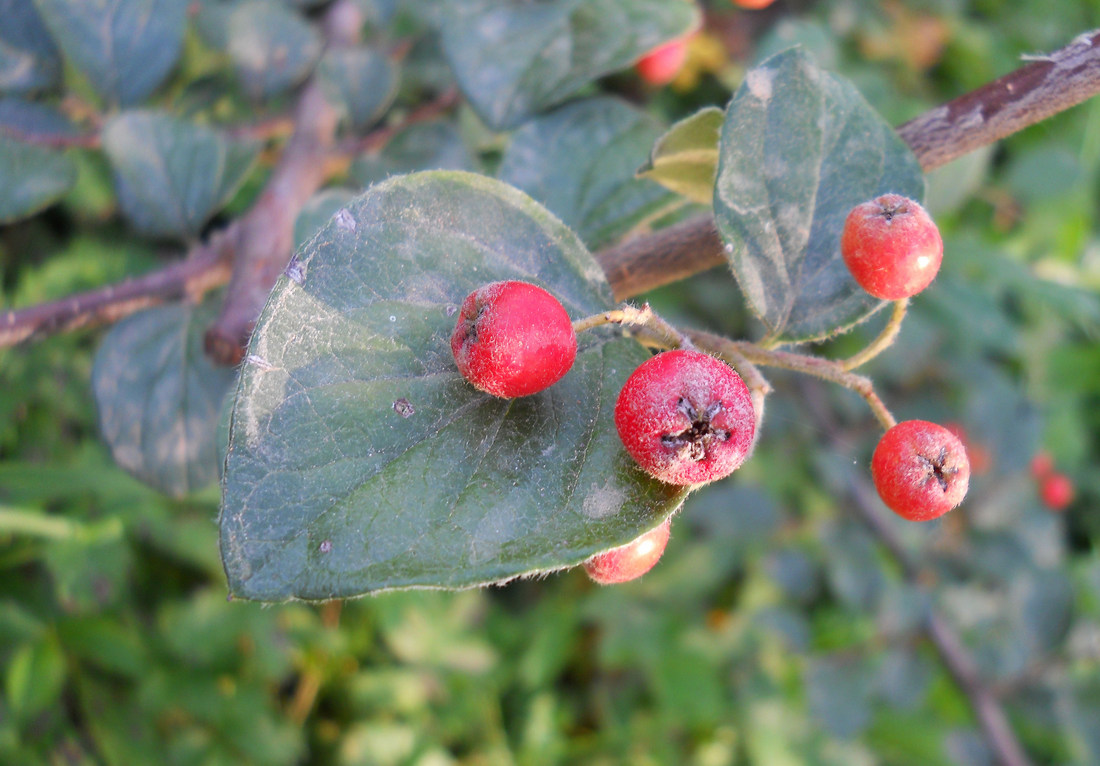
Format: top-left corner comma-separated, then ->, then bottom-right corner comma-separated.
92,291 -> 238,498
101,110 -> 258,239
0,134 -> 75,223
439,0 -> 699,131
806,655 -> 872,738
5,634 -> 66,723
350,120 -> 475,188
0,97 -> 78,138
0,0 -> 61,93
294,187 -> 357,249
32,0 -> 187,106
318,47 -> 398,131
225,1 -> 322,100
714,48 -> 925,342
220,170 -> 685,601
498,97 -> 678,250
638,106 -> 723,205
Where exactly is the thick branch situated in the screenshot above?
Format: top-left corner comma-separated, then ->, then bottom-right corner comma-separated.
597,28 -> 1100,300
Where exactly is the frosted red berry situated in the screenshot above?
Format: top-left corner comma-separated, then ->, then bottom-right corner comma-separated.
1029,450 -> 1054,480
731,0 -> 776,8
635,38 -> 689,85
1039,472 -> 1074,511
871,420 -> 970,521
450,280 -> 576,398
614,349 -> 755,486
583,518 -> 671,585
841,194 -> 943,300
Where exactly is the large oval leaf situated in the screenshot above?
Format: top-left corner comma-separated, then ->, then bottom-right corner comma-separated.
0,134 -> 75,223
439,0 -> 699,131
0,0 -> 62,93
33,0 -> 187,106
92,292 -> 238,498
220,171 -> 686,601
497,97 -> 678,250
102,110 -> 258,239
714,48 -> 924,342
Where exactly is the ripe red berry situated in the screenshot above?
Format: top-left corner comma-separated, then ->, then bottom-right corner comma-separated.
583,518 -> 671,585
614,349 -> 755,486
731,0 -> 776,8
1029,450 -> 1055,480
841,194 -> 943,300
871,420 -> 970,521
635,38 -> 689,86
1039,472 -> 1075,511
450,280 -> 577,398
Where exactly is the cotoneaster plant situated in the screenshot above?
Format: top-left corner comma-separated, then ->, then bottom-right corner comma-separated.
583,517 -> 672,585
871,420 -> 971,522
841,194 -> 944,300
451,280 -> 577,398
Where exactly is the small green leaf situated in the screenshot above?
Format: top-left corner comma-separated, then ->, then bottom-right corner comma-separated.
714,48 -> 924,342
639,106 -> 723,205
101,110 -> 258,239
225,1 -> 322,100
0,97 -> 78,138
350,120 -> 475,188
318,47 -> 398,131
439,0 -> 699,130
0,0 -> 62,93
92,291 -> 238,498
0,134 -> 75,223
5,634 -> 66,723
220,171 -> 685,601
498,97 -> 678,250
294,187 -> 357,249
32,0 -> 187,105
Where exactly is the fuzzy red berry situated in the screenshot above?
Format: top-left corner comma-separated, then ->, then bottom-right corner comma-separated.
871,420 -> 970,521
451,281 -> 577,398
1039,472 -> 1075,511
583,518 -> 671,585
614,349 -> 755,486
841,194 -> 943,300
731,0 -> 776,8
635,38 -> 689,85
1030,450 -> 1055,480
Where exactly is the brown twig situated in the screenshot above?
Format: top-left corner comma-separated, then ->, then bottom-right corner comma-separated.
595,28 -> 1100,301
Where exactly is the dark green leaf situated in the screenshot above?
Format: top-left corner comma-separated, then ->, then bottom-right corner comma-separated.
0,0 -> 61,93
439,0 -> 699,130
0,134 -> 75,223
5,634 -> 66,723
32,0 -> 187,105
498,97 -> 678,250
350,120 -> 475,188
638,106 -> 723,205
0,97 -> 78,139
92,291 -> 238,498
1010,569 -> 1073,656
101,110 -> 258,239
225,1 -> 322,99
220,171 -> 685,601
806,654 -> 872,738
318,47 -> 398,131
714,48 -> 924,342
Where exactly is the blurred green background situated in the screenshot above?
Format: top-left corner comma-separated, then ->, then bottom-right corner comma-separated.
3,0 -> 1100,763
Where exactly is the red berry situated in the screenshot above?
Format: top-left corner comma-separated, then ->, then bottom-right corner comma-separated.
583,518 -> 671,585
450,281 -> 577,398
871,420 -> 970,521
1029,450 -> 1055,480
614,349 -> 755,486
1039,472 -> 1075,511
841,194 -> 943,300
944,421 -> 992,475
731,0 -> 776,8
635,38 -> 688,86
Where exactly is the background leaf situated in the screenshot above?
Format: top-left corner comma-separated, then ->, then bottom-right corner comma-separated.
0,0 -> 62,93
101,110 -> 258,239
714,47 -> 924,342
32,0 -> 187,105
439,0 -> 699,130
349,120 -> 476,187
0,134 -> 75,223
318,47 -> 398,131
225,0 -> 322,100
92,291 -> 238,498
220,170 -> 686,601
639,106 -> 723,205
497,96 -> 679,250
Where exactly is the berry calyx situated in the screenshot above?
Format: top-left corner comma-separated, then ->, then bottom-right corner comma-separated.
635,38 -> 689,86
614,349 -> 755,486
583,518 -> 671,585
841,194 -> 943,300
450,280 -> 577,398
1039,472 -> 1075,511
871,420 -> 970,521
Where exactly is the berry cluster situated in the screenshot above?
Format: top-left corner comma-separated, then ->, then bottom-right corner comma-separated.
1030,451 -> 1075,511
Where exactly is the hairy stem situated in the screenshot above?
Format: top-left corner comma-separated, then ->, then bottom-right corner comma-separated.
839,299 -> 909,371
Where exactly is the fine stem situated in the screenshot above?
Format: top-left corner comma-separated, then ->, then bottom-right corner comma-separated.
840,299 -> 909,371
572,303 -> 691,349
